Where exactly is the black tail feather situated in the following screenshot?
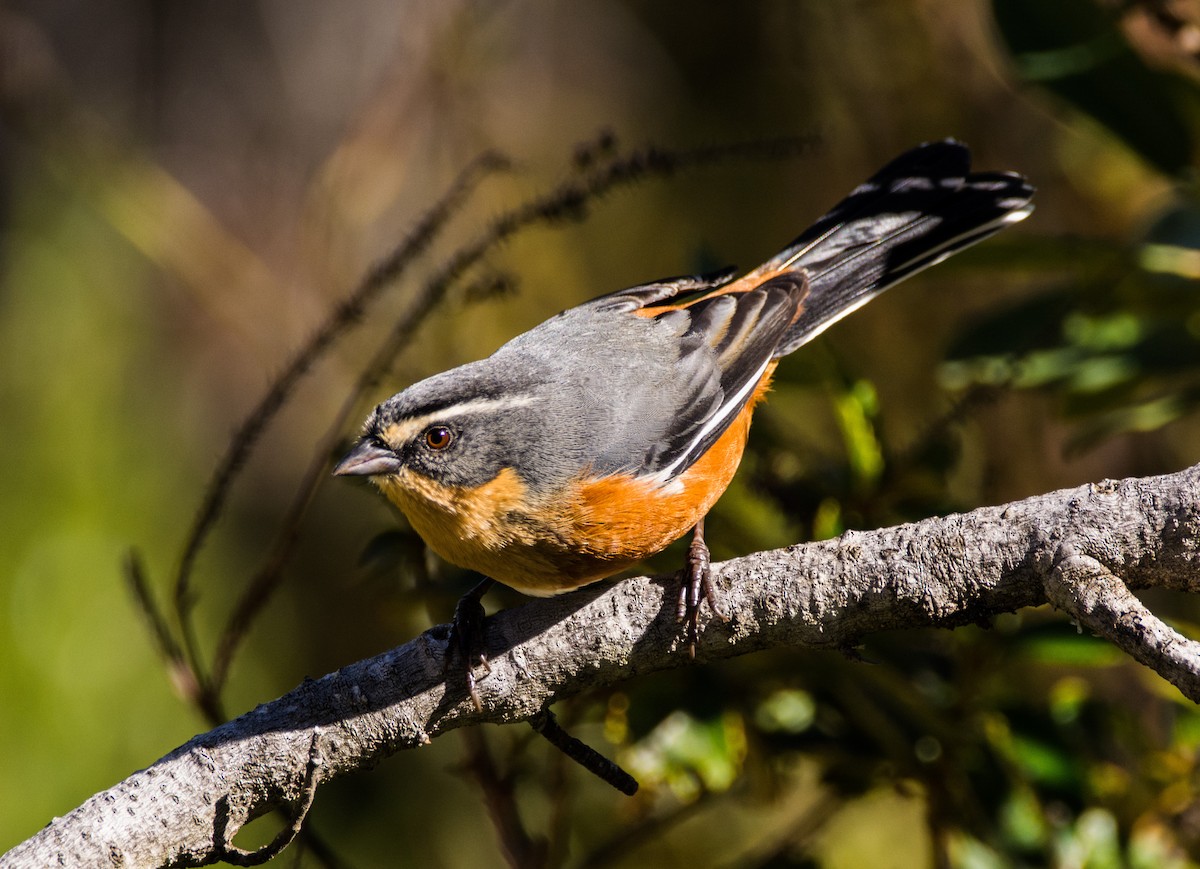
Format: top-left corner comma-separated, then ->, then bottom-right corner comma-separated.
770,140 -> 1034,357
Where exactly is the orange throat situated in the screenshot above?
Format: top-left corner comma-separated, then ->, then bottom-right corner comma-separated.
375,365 -> 774,597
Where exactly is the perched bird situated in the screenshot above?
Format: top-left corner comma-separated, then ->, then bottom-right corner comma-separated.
335,140 -> 1034,703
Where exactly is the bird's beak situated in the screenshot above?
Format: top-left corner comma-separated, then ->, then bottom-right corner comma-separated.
333,439 -> 404,477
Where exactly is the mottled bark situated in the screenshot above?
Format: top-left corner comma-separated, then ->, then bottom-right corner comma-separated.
7,466 -> 1200,868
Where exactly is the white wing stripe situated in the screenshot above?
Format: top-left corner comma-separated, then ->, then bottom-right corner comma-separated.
653,355 -> 772,481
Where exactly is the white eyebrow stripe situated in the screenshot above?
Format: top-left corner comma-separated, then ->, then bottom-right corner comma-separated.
381,395 -> 540,445
427,395 -> 541,421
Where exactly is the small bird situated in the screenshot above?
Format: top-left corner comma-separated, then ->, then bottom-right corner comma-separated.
335,140 -> 1033,704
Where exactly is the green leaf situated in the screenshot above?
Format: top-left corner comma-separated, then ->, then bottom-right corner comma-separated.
992,0 -> 1198,175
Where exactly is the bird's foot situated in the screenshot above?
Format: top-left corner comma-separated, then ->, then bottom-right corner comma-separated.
676,517 -> 728,657
448,578 -> 494,710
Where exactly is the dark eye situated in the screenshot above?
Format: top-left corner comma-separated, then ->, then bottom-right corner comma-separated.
424,425 -> 454,451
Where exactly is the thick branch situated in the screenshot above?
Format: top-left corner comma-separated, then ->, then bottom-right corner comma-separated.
6,465 -> 1200,868
1040,540 -> 1200,701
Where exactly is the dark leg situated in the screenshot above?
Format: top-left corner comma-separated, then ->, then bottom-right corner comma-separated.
449,577 -> 494,710
676,516 -> 729,657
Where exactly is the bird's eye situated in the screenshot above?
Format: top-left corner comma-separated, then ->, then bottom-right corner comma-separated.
424,425 -> 454,451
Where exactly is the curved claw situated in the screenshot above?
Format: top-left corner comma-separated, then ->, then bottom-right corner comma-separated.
448,578 -> 494,710
676,517 -> 728,657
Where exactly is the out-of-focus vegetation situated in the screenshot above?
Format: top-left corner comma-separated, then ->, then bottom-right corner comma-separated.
3,1 -> 1200,866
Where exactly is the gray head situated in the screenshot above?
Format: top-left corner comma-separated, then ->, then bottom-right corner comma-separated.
333,355 -> 577,494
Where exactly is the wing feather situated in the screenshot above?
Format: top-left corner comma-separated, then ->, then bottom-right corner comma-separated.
641,276 -> 805,478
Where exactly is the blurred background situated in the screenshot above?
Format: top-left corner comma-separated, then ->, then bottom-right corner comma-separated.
4,1 -> 1200,866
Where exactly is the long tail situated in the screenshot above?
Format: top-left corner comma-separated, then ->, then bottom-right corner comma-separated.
730,140 -> 1035,358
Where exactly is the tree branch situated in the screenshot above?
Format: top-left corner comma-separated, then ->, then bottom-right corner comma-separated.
1039,538 -> 1200,701
7,465 -> 1200,868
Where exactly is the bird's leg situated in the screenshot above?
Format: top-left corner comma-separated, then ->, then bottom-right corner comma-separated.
677,516 -> 729,657
448,577 -> 494,710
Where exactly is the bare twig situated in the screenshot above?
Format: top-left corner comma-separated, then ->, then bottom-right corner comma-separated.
459,728 -> 548,869
204,133 -> 822,695
213,734 -> 324,867
530,709 -> 638,796
171,149 -> 511,684
124,549 -> 202,706
1039,535 -> 1200,702
716,792 -> 845,869
578,790 -> 720,869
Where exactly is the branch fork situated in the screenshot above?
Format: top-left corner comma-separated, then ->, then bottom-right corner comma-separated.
1038,535 -> 1200,702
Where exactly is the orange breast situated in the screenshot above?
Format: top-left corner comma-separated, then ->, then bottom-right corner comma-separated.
561,362 -> 777,580
377,366 -> 775,598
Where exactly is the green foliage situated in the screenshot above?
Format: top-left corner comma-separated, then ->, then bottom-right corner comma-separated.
6,1 -> 1200,867
944,201 -> 1200,449
951,2 -> 1200,451
994,0 -> 1200,175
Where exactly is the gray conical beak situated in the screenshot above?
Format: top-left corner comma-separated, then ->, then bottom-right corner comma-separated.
333,439 -> 404,477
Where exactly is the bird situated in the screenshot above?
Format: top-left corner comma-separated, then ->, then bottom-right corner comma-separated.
334,140 -> 1034,706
